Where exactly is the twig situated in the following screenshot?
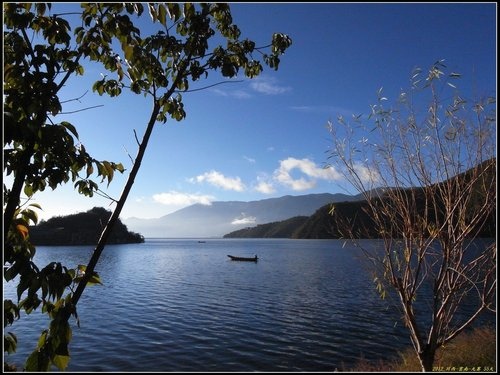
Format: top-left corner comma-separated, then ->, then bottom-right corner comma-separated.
94,189 -> 119,203
59,105 -> 104,114
175,79 -> 244,93
123,146 -> 135,164
60,90 -> 89,104
133,129 -> 141,147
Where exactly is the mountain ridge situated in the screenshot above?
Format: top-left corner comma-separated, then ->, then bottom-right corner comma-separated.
224,159 -> 496,239
123,193 -> 364,238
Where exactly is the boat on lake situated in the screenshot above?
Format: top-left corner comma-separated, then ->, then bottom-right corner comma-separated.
227,254 -> 258,262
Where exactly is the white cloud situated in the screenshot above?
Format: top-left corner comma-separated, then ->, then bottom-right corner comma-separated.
255,181 -> 275,194
276,174 -> 316,191
243,155 -> 256,163
190,170 -> 246,192
211,76 -> 290,97
274,157 -> 342,191
211,87 -> 252,99
250,76 -> 291,95
231,215 -> 257,225
153,191 -> 215,206
353,163 -> 380,184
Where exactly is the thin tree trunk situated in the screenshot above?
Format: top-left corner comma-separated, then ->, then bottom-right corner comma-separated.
419,346 -> 436,372
62,51 -> 193,323
70,101 -> 160,306
70,50 -> 193,306
3,142 -> 34,235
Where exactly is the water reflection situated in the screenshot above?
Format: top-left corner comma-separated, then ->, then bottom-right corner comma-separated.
4,238 -> 493,372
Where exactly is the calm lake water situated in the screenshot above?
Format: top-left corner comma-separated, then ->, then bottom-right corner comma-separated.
3,238 -> 494,372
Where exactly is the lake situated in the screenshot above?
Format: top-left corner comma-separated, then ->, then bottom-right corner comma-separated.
3,238 -> 494,372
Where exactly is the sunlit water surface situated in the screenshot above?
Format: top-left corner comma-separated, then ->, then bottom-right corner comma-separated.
4,239 -> 494,372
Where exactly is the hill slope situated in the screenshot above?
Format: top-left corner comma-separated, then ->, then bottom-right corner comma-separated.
124,193 -> 363,238
30,207 -> 144,246
225,159 -> 496,239
224,216 -> 309,238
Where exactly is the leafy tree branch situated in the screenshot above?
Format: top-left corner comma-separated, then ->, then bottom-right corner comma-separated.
3,3 -> 292,371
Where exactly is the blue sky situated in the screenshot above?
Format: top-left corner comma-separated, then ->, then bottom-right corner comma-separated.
8,3 -> 497,221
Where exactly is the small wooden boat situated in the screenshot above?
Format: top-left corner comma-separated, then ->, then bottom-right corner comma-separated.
227,254 -> 258,262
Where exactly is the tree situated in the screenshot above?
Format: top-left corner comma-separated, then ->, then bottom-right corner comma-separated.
3,3 -> 291,371
327,60 -> 496,372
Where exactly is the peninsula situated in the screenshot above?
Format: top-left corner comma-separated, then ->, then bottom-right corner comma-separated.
29,207 -> 144,246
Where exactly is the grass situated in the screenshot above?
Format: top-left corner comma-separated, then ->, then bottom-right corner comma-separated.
346,325 -> 496,372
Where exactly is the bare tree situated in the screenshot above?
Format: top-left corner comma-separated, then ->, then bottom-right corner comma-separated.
327,60 -> 496,371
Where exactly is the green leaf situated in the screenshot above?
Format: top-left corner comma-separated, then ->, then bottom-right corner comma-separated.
166,3 -> 182,22
4,265 -> 19,282
24,184 -> 34,197
124,44 -> 134,62
23,209 -> 39,225
25,349 -> 50,371
88,272 -> 103,286
114,162 -> 125,173
28,202 -> 43,210
4,299 -> 20,325
36,330 -> 48,350
77,264 -> 87,273
102,161 -> 114,185
75,65 -> 84,75
61,121 -> 78,139
4,332 -> 18,354
93,79 -> 105,95
86,163 -> 94,178
53,354 -> 71,371
158,4 -> 167,26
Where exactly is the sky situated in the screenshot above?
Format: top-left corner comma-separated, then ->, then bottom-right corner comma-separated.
5,2 -> 497,221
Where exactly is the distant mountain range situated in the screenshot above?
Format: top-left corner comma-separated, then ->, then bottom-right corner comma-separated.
225,159 -> 496,239
123,193 -> 365,238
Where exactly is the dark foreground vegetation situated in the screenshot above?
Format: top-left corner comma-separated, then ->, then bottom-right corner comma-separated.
346,326 -> 496,372
29,207 -> 144,246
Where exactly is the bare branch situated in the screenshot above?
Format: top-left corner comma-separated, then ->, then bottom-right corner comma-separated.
123,146 -> 135,164
133,129 -> 140,147
60,90 -> 89,104
175,79 -> 244,93
59,105 -> 104,115
94,189 -> 119,203
327,62 -> 496,371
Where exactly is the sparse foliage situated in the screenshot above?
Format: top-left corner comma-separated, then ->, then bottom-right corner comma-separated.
327,60 -> 496,371
3,3 -> 291,370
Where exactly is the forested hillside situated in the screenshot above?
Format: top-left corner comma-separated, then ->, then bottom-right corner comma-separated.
224,159 -> 496,239
224,216 -> 309,238
29,207 -> 144,245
